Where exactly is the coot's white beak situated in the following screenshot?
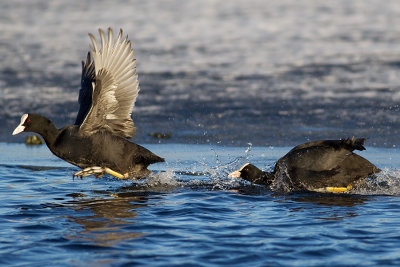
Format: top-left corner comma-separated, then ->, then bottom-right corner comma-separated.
228,163 -> 251,178
228,170 -> 241,178
12,114 -> 28,135
12,125 -> 25,135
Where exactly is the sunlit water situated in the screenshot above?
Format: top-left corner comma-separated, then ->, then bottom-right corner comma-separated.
1,143 -> 400,266
2,0 -> 400,266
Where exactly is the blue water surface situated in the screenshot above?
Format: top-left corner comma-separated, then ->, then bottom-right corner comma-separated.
2,0 -> 400,266
1,143 -> 400,266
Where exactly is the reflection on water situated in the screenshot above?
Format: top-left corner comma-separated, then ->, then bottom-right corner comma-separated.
275,193 -> 369,221
64,191 -> 155,247
287,193 -> 368,207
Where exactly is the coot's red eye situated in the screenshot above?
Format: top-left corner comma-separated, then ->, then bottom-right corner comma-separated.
245,168 -> 248,172
27,119 -> 31,123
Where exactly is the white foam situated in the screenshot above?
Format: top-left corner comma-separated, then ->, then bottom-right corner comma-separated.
351,168 -> 400,195
144,169 -> 181,188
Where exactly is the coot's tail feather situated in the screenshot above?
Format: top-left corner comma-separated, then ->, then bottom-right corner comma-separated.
341,137 -> 366,151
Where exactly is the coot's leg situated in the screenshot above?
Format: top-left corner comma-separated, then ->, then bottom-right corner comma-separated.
73,166 -> 106,178
326,184 -> 352,193
104,168 -> 129,179
313,184 -> 353,193
73,167 -> 129,179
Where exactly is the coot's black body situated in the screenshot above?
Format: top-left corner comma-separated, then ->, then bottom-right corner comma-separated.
54,127 -> 161,174
229,138 -> 380,191
13,28 -> 164,178
34,118 -> 162,176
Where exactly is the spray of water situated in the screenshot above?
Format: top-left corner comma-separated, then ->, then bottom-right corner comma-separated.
351,168 -> 400,195
136,169 -> 182,191
206,143 -> 255,190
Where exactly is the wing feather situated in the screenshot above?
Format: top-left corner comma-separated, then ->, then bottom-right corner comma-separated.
74,52 -> 95,125
79,28 -> 139,138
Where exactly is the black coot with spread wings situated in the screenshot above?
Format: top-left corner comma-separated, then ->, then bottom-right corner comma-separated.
229,138 -> 380,192
13,28 -> 164,179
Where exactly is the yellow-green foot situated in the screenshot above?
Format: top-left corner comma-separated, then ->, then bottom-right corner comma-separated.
326,184 -> 353,193
73,167 -> 129,179
104,168 -> 129,179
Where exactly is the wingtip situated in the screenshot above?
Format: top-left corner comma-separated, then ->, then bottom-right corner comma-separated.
86,51 -> 91,62
88,33 -> 98,52
98,28 -> 105,36
81,52 -> 91,68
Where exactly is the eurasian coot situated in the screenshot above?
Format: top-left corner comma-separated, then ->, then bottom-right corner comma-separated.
13,28 -> 164,179
228,138 -> 380,192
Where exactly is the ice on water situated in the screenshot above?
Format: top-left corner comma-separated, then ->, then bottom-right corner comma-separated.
1,1 -> 400,146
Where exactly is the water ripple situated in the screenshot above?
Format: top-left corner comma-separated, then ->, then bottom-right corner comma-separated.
1,144 -> 400,266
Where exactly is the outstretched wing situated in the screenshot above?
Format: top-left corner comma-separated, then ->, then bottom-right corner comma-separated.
79,28 -> 139,138
75,52 -> 95,125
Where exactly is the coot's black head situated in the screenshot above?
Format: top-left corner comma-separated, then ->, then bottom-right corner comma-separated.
12,113 -> 52,136
228,163 -> 266,183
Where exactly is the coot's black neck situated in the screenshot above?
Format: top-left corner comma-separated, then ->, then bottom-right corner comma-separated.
32,117 -> 59,147
250,171 -> 275,186
41,126 -> 58,146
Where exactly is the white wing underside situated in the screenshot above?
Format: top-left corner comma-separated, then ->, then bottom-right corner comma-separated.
80,28 -> 139,138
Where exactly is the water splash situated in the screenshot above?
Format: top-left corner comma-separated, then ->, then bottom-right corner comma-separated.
207,144 -> 256,190
140,169 -> 182,189
245,143 -> 252,154
269,163 -> 294,193
352,168 -> 400,195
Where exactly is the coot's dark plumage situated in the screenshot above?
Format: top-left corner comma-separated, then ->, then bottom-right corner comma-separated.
13,28 -> 164,179
229,138 -> 380,192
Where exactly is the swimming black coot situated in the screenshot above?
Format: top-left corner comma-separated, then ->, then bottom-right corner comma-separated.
228,138 -> 380,192
13,28 -> 164,179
